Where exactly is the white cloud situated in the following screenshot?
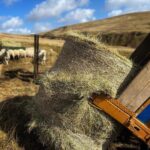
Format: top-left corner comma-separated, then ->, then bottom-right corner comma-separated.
106,0 -> 150,17
60,8 -> 95,24
108,10 -> 123,17
3,0 -> 20,6
5,28 -> 31,34
1,17 -> 23,29
28,0 -> 89,20
0,17 -> 31,34
34,22 -> 51,33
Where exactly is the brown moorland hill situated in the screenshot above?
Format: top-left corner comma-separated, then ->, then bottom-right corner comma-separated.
42,12 -> 150,48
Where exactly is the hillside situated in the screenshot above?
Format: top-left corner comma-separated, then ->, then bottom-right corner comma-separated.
1,12 -> 150,50
42,12 -> 150,48
0,33 -> 64,48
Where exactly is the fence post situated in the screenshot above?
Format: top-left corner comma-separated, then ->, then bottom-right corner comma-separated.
34,34 -> 39,80
0,41 -> 2,50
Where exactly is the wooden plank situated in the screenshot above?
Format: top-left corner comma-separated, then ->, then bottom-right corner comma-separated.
129,83 -> 150,111
130,34 -> 150,67
119,61 -> 150,112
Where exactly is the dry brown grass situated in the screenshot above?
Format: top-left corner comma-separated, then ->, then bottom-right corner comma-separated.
106,45 -> 134,58
0,78 -> 38,101
0,33 -> 65,48
0,130 -> 21,150
0,36 -> 64,150
42,12 -> 150,48
44,12 -> 150,35
0,64 -> 39,150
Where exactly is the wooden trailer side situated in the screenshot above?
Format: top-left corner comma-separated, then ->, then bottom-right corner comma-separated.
119,61 -> 150,112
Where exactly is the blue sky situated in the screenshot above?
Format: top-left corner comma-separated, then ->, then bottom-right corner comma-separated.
0,0 -> 150,34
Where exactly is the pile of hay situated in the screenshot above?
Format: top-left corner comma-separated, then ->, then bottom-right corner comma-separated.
28,32 -> 136,150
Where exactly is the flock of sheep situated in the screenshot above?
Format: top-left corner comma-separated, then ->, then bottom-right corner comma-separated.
0,47 -> 47,65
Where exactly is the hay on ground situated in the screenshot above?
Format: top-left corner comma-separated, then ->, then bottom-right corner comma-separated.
28,32 -> 136,150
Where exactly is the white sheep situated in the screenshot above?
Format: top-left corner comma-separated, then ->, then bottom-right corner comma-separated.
4,52 -> 10,65
13,49 -> 20,59
1,49 -> 12,65
0,49 -> 6,58
4,49 -> 15,65
0,49 -> 7,63
38,49 -> 47,64
19,49 -> 26,58
25,48 -> 46,64
26,47 -> 34,58
7,49 -> 15,59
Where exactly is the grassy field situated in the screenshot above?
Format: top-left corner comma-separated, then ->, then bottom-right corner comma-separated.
0,33 -> 65,48
0,37 -> 64,149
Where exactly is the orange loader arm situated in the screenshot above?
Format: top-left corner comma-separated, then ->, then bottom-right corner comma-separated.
89,94 -> 150,146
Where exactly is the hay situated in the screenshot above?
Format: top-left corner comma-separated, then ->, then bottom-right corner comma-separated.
28,32 -> 136,150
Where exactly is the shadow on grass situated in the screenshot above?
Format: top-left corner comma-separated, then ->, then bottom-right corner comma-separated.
4,69 -> 34,82
0,96 -> 47,150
